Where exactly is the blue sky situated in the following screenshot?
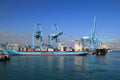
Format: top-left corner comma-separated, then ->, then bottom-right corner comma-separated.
0,0 -> 120,43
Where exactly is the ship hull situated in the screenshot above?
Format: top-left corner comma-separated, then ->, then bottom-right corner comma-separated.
95,49 -> 107,55
3,50 -> 88,56
8,53 -> 87,56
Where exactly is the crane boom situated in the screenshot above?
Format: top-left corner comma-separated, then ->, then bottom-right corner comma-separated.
32,24 -> 43,48
48,24 -> 63,49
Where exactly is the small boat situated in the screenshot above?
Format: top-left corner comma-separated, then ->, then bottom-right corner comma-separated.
0,50 -> 10,61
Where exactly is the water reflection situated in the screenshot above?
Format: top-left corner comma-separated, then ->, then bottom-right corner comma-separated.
74,56 -> 83,66
58,57 -> 64,72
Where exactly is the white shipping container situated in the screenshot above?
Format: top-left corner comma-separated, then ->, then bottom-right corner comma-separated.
48,48 -> 54,52
35,48 -> 41,51
13,47 -> 19,51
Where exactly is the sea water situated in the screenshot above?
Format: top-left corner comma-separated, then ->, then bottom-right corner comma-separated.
0,51 -> 120,80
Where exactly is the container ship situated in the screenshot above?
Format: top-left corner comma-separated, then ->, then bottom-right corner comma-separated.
2,41 -> 88,56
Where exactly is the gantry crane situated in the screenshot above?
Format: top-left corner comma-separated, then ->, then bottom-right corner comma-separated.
81,16 -> 97,52
32,24 -> 43,48
89,16 -> 104,52
89,16 -> 97,52
48,24 -> 63,50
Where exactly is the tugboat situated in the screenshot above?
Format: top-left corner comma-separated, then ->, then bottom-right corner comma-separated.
0,50 -> 10,61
